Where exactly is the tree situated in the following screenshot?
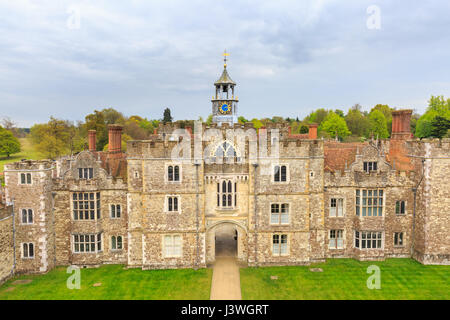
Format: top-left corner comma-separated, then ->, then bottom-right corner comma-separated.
238,116 -> 248,124
124,119 -> 149,140
416,95 -> 450,138
369,110 -> 389,139
102,108 -> 125,125
345,107 -> 371,137
306,108 -> 329,125
334,109 -> 345,118
371,104 -> 393,136
85,110 -> 107,150
319,111 -> 351,139
251,118 -> 263,129
271,116 -> 284,123
137,118 -> 155,134
430,116 -> 450,138
299,124 -> 309,134
0,126 -> 21,157
410,112 -> 421,136
163,108 -> 173,124
30,117 -> 74,159
84,108 -> 126,150
1,117 -> 25,138
206,114 -> 213,125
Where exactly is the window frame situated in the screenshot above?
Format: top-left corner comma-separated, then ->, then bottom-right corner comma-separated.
395,200 -> 406,215
18,172 -> 32,185
165,163 -> 182,183
363,161 -> 378,173
394,232 -> 404,247
163,234 -> 183,258
78,167 -> 94,179
72,233 -> 102,254
20,208 -> 34,225
22,242 -> 34,259
271,233 -> 289,257
165,195 -> 181,213
272,164 -> 289,183
329,197 -> 344,217
269,202 -> 290,225
216,179 -> 237,209
354,230 -> 384,250
71,192 -> 101,221
329,229 -> 344,249
111,235 -> 123,251
355,189 -> 384,217
110,204 -> 121,219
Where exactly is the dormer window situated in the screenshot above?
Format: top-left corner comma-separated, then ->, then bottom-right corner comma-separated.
363,162 -> 377,173
78,168 -> 93,179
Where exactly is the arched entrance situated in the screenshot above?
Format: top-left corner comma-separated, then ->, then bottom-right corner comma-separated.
206,221 -> 247,265
215,224 -> 238,257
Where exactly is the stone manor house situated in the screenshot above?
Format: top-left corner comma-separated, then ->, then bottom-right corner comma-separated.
0,61 -> 449,281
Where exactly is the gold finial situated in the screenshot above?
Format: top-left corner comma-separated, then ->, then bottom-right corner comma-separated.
223,49 -> 229,67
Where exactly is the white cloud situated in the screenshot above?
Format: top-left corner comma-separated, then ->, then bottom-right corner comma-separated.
0,0 -> 449,126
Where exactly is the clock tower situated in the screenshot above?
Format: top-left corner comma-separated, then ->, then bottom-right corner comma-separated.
212,50 -> 238,126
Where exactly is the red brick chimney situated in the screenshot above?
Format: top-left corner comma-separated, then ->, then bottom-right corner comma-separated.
308,123 -> 318,139
88,130 -> 96,152
391,110 -> 412,140
108,124 -> 123,154
185,126 -> 193,138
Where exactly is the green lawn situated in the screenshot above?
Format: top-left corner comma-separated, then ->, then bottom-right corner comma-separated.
0,137 -> 44,173
0,265 -> 212,300
240,259 -> 450,300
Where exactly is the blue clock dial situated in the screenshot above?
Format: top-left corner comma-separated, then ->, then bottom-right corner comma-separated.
221,104 -> 229,112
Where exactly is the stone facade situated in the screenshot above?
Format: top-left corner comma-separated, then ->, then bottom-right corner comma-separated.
2,121 -> 448,276
1,66 -> 449,278
0,205 -> 14,283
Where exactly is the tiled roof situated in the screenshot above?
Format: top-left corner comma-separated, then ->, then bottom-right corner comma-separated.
386,139 -> 413,171
324,141 -> 366,172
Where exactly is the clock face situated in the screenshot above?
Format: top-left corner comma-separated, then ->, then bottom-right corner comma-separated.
219,103 -> 231,114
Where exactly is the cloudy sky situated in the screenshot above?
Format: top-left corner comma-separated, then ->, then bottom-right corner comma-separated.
1,0 -> 449,127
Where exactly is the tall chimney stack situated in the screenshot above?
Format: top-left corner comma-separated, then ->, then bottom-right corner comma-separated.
108,124 -> 123,154
308,123 -> 318,139
391,110 -> 412,140
88,130 -> 96,152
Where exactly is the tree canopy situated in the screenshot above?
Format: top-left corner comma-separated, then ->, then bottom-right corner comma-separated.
306,108 -> 329,126
415,95 -> 450,138
371,104 -> 393,136
0,126 -> 21,157
345,106 -> 371,137
30,117 -> 82,159
319,111 -> 351,139
163,108 -> 173,124
369,109 -> 389,139
430,116 -> 450,138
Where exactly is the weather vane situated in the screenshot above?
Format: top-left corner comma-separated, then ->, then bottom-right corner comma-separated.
223,49 -> 229,67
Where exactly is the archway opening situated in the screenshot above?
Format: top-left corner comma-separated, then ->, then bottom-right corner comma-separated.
214,224 -> 238,258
